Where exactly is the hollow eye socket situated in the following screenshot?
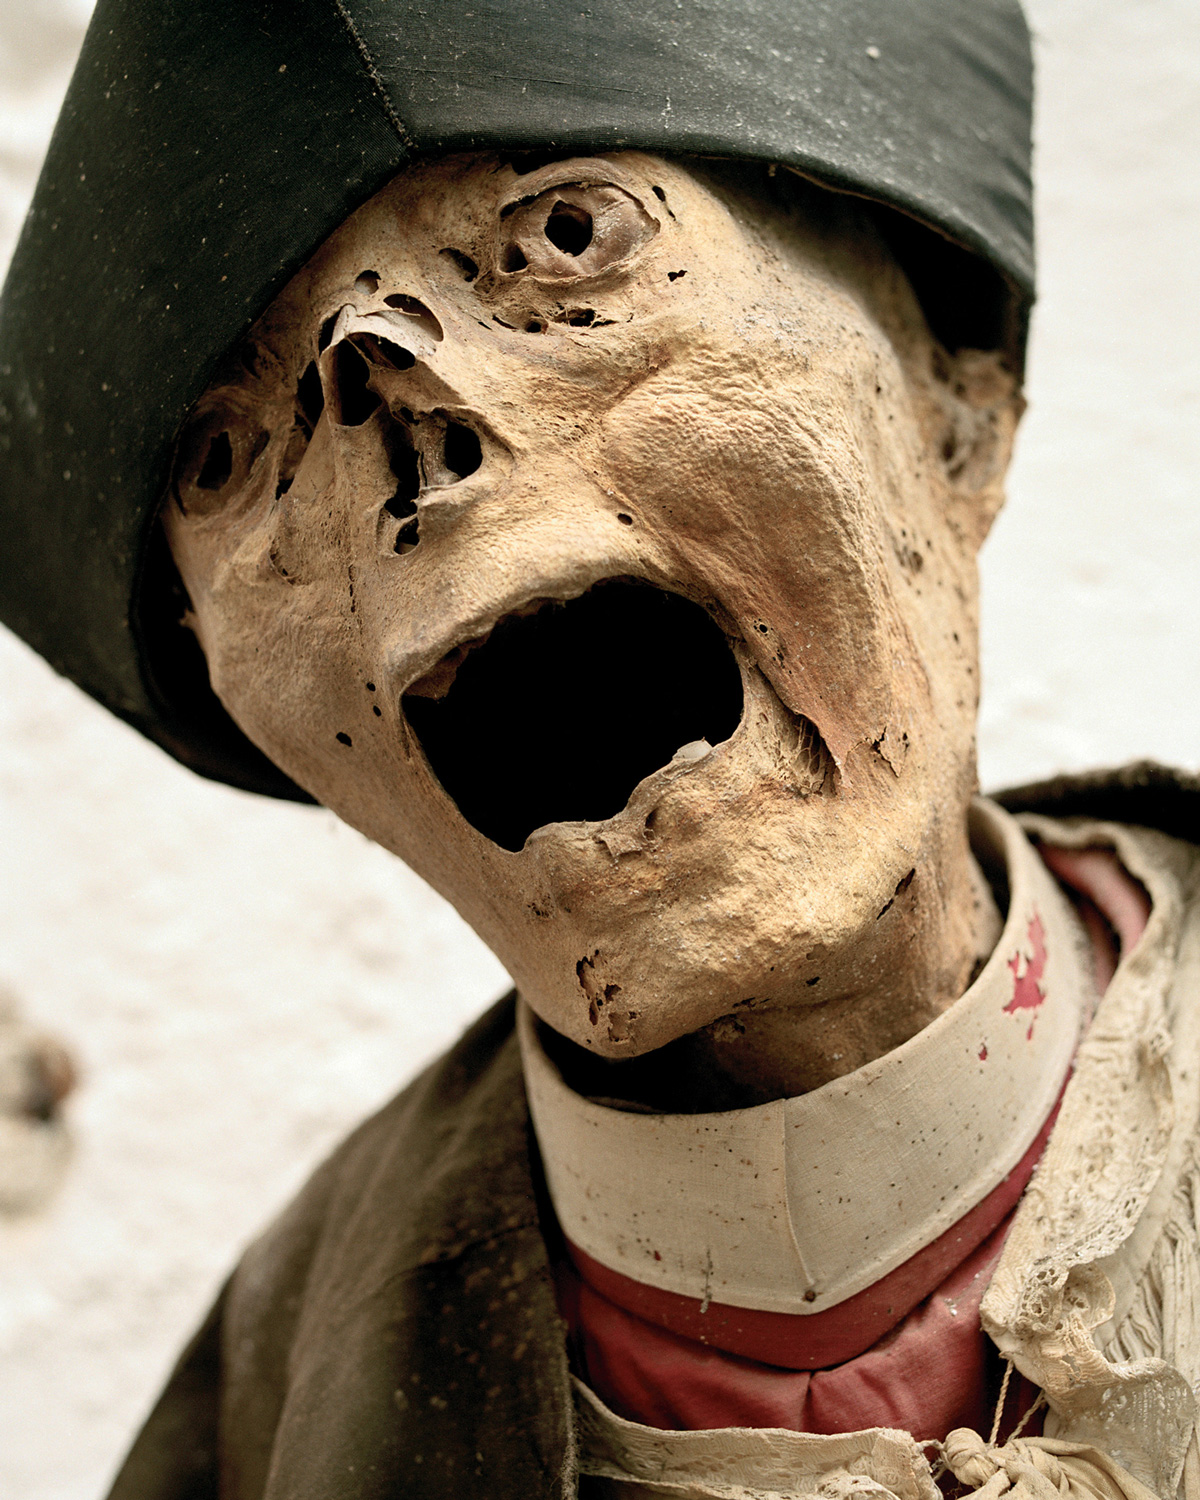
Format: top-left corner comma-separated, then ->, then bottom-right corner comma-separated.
173,406 -> 268,518
499,182 -> 658,281
544,202 -> 593,256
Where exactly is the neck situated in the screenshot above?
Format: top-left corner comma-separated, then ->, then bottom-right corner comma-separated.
545,826 -> 1003,1113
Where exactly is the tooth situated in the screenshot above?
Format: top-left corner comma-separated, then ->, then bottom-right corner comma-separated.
674,739 -> 712,764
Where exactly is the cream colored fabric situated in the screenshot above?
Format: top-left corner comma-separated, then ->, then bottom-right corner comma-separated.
980,816 -> 1200,1500
522,800 -> 1092,1315
576,1416 -> 1183,1500
570,814 -> 1200,1500
573,1376 -> 944,1499
574,1378 -> 1163,1500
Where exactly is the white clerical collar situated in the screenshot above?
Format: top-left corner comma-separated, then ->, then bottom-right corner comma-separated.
520,799 -> 1095,1315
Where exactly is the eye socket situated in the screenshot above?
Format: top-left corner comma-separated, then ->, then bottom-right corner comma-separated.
196,431 -> 233,490
173,407 -> 268,518
498,182 -> 658,281
544,202 -> 593,256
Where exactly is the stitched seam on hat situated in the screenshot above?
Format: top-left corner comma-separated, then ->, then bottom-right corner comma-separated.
330,0 -> 416,152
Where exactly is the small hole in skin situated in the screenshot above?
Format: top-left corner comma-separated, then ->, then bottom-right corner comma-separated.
372,705 -> 382,717
336,732 -> 353,747
667,269 -> 687,282
396,536 -> 420,557
197,431 -> 233,490
504,244 -> 528,273
566,308 -> 596,327
443,422 -> 482,479
440,247 -> 479,282
355,270 -> 380,295
366,682 -> 376,692
544,202 -> 593,256
524,319 -> 544,334
617,513 -> 633,526
652,185 -> 666,202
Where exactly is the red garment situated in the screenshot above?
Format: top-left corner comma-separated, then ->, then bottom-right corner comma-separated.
558,842 -> 1150,1441
1038,843 -> 1150,994
561,1218 -> 1010,1439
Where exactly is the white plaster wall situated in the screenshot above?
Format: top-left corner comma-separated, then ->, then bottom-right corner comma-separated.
0,2 -> 1196,1495
979,0 -> 1200,786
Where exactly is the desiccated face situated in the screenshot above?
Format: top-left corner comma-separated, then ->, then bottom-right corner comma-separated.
165,152 -> 1019,1068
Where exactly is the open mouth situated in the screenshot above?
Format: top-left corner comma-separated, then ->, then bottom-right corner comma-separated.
402,580 -> 744,851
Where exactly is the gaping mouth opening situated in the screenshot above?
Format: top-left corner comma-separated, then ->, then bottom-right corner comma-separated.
402,580 -> 744,851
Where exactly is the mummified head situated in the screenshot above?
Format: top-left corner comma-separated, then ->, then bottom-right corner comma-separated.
164,152 -> 1021,1086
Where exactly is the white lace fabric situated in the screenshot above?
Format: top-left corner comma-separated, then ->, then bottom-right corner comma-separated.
574,812 -> 1200,1500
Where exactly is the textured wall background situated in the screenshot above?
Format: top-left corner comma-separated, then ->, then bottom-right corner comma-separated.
0,3 -> 1197,1495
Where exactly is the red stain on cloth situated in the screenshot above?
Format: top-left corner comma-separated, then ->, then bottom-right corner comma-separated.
1004,913 -> 1047,1040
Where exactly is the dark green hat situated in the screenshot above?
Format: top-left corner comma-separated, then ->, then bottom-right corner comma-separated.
0,0 -> 1033,800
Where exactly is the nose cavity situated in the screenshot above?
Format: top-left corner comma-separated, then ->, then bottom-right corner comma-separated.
384,427 -> 421,555
381,411 -> 485,555
327,339 -> 383,426
272,358 -> 325,500
313,299 -> 482,553
319,300 -> 442,428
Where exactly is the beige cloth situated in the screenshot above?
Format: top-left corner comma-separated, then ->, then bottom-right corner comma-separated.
522,800 -> 1092,1314
570,810 -> 1200,1500
574,1381 -> 1161,1500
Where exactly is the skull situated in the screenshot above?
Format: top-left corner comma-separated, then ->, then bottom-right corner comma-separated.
165,153 -> 1019,1102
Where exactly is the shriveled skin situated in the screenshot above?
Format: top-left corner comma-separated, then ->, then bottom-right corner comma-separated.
166,152 -> 1019,1106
